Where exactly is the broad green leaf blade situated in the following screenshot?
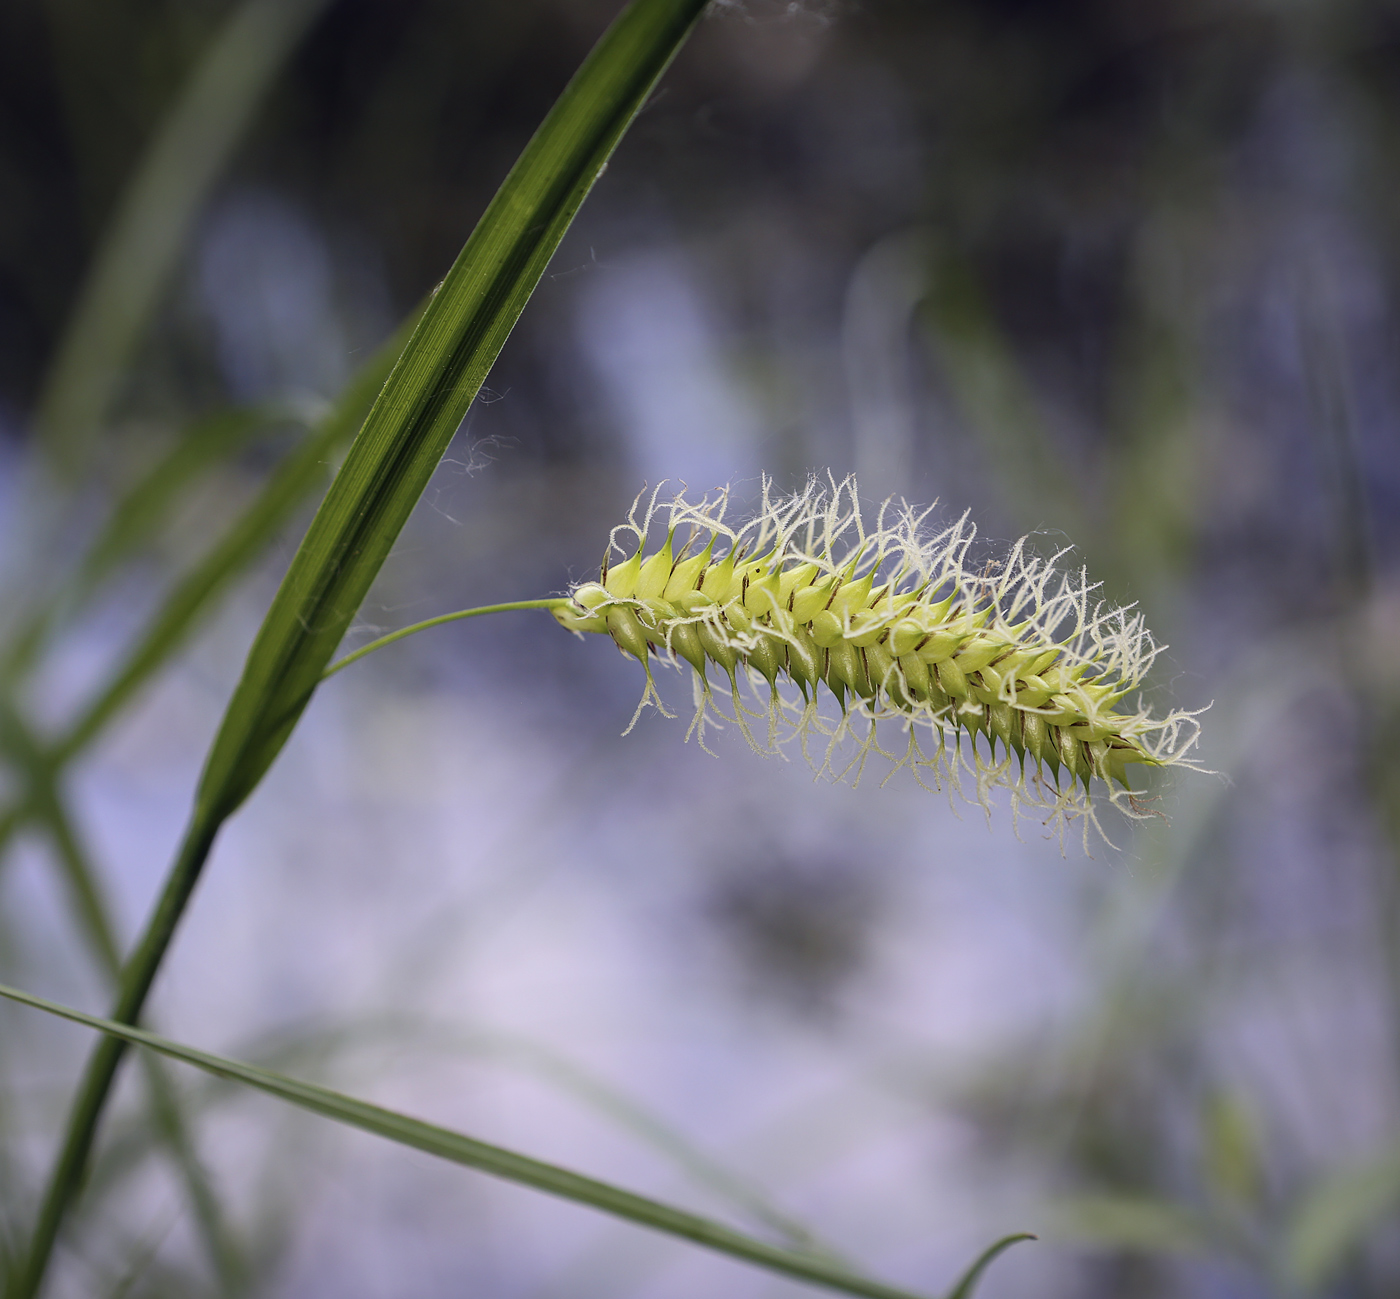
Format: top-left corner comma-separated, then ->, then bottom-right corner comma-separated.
34,0 -> 335,473
0,982 -> 935,1299
942,1233 -> 1035,1299
196,0 -> 712,824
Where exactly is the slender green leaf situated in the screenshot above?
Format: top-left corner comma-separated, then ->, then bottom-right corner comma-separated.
88,1013 -> 836,1259
0,321 -> 407,873
942,1234 -> 1035,1299
195,0 -> 712,824
1285,1147 -> 1400,1293
52,331 -> 405,766
70,408 -> 301,595
2,406 -> 289,684
0,705 -> 243,1289
0,982 -> 937,1299
1052,1194 -> 1213,1256
35,0 -> 335,473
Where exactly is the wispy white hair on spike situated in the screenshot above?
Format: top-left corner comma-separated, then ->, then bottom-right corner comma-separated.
555,475 -> 1205,847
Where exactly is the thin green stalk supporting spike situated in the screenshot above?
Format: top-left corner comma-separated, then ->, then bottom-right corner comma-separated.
320,600 -> 569,680
0,983 -> 951,1299
14,3 -> 709,1294
34,0 -> 336,474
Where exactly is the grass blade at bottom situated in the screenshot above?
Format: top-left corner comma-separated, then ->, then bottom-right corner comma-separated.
0,983 -> 943,1299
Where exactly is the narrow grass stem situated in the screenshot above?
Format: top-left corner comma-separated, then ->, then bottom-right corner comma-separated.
32,795 -> 243,1289
10,815 -> 219,1299
321,599 -> 569,681
0,699 -> 239,1291
43,809 -> 243,1290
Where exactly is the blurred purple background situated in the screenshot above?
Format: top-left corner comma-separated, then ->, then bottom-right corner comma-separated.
3,1 -> 1400,1296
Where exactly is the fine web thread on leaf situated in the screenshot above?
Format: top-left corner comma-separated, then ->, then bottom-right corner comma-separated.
554,474 -> 1205,847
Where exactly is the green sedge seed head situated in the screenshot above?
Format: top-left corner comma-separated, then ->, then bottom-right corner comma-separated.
555,475 -> 1206,848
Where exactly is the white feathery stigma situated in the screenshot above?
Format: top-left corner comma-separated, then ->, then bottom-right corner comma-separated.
554,475 -> 1204,845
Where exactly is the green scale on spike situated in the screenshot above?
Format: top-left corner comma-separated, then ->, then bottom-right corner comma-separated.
552,476 -> 1203,837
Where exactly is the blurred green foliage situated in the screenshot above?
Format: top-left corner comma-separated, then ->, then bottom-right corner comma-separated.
1,0 -> 1399,1296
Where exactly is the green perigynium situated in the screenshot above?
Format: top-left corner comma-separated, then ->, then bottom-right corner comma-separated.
555,476 -> 1202,840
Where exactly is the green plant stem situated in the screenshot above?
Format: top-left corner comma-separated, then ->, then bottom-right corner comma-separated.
9,818 -> 217,1299
321,599 -> 569,680
0,703 -> 242,1292
42,812 -> 243,1292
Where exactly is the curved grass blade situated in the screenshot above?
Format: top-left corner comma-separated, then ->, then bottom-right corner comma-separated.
941,1232 -> 1035,1299
433,1022 -> 839,1257
2,405 -> 290,685
0,319 -> 409,873
1284,1147 -> 1400,1293
16,4 -> 710,1293
34,0 -> 336,474
67,409 -> 300,597
193,0 -> 712,824
0,705 -> 243,1290
51,327 -> 407,768
87,1013 -> 836,1260
0,983 -> 934,1299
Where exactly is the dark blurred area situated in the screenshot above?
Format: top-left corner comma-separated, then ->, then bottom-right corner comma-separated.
3,1 -> 1400,1297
